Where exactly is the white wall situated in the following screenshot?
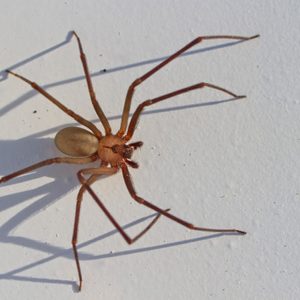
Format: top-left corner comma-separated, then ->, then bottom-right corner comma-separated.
0,1 -> 299,299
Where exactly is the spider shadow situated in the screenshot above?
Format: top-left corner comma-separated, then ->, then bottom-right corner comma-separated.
0,207 -> 240,290
0,31 -> 74,81
0,29 -> 248,117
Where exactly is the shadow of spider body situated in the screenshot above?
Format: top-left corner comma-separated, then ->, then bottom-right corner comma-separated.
0,31 -> 259,291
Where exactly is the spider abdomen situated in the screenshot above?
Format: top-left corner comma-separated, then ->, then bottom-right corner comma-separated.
54,127 -> 98,157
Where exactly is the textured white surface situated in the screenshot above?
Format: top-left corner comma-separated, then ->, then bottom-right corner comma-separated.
0,1 -> 299,299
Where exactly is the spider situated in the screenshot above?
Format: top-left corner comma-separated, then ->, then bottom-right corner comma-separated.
0,31 -> 259,290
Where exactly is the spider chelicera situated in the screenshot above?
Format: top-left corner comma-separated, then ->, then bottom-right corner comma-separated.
0,31 -> 259,290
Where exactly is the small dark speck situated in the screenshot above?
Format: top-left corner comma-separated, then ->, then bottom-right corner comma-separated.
33,110 -> 37,114
101,68 -> 107,73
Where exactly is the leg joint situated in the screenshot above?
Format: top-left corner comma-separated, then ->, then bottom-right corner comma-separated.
135,196 -> 144,204
187,223 -> 194,229
31,82 -> 38,88
132,78 -> 142,87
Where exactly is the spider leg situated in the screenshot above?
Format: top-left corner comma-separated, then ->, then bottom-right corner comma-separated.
72,31 -> 111,135
77,169 -> 169,243
121,163 -> 246,235
72,174 -> 99,292
73,167 -> 169,290
0,155 -> 98,184
125,82 -> 245,140
6,70 -> 102,139
117,34 -> 259,137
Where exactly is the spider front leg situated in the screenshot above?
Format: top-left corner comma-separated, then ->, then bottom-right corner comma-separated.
121,163 -> 246,235
74,166 -> 169,291
117,34 -> 259,137
124,82 -> 245,140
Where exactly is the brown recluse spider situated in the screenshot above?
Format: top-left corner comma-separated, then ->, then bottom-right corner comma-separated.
0,31 -> 259,291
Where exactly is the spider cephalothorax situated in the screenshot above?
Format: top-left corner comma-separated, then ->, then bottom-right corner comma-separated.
97,134 -> 143,167
103,139 -> 143,168
0,31 -> 259,291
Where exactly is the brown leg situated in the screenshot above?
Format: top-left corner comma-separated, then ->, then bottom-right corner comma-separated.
125,82 -> 245,140
6,70 -> 102,139
72,164 -> 116,291
77,170 -> 169,243
73,168 -> 169,290
121,163 -> 246,235
0,155 -> 98,184
72,174 -> 98,291
72,31 -> 111,135
73,174 -> 168,292
117,34 -> 259,137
